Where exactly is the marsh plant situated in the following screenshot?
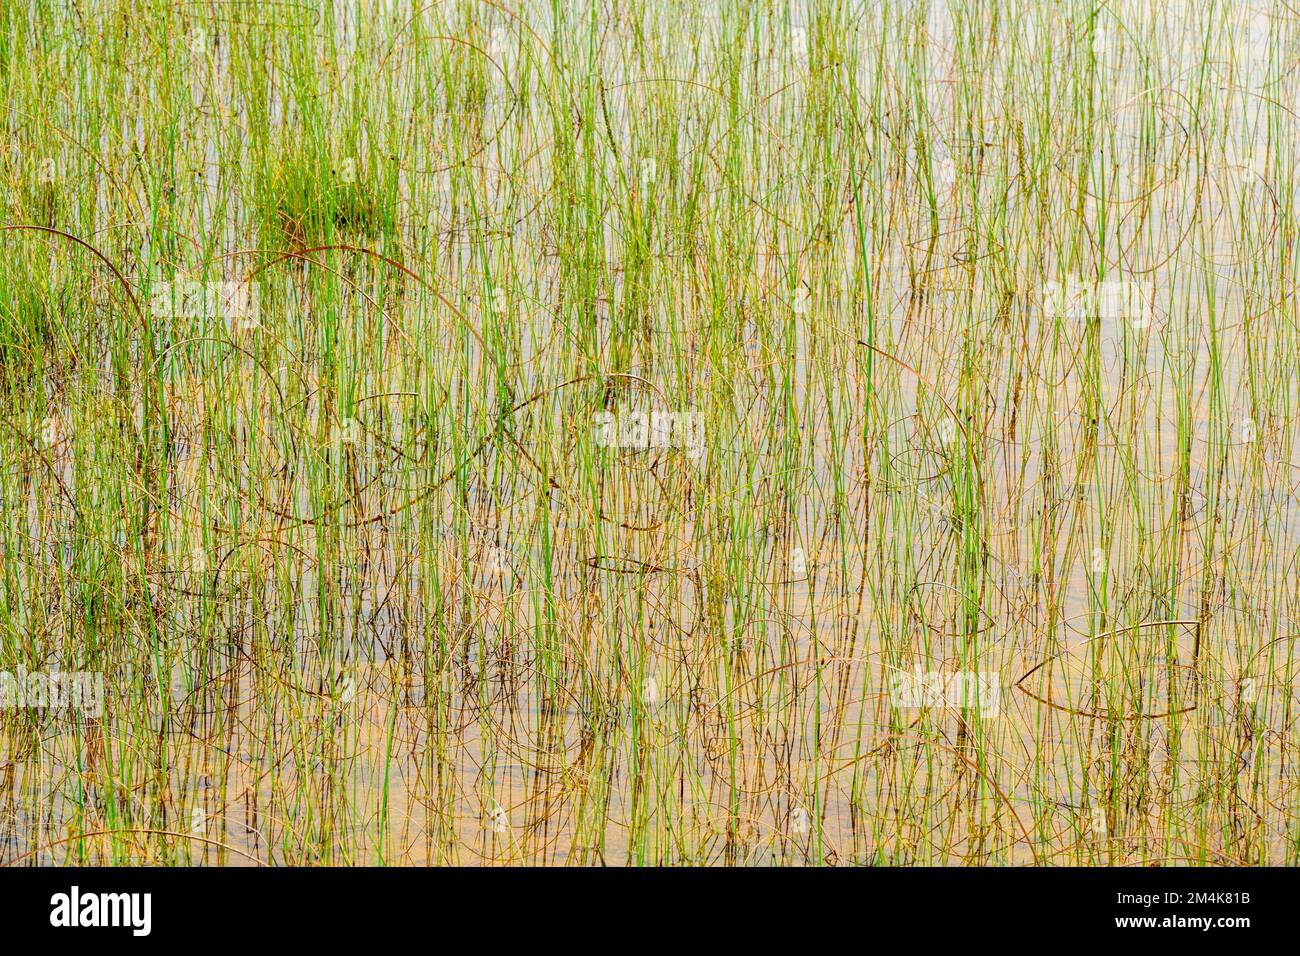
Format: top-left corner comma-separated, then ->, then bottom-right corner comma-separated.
0,0 -> 1298,867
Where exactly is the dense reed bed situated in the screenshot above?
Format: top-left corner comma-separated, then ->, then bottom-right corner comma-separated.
0,0 -> 1298,865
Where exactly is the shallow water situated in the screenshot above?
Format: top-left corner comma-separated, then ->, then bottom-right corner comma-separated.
2,0 -> 1299,865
